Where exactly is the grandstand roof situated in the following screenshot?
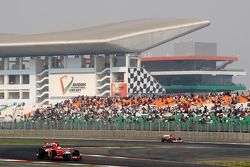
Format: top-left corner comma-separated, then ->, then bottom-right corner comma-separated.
141,56 -> 238,62
0,33 -> 21,41
0,18 -> 210,57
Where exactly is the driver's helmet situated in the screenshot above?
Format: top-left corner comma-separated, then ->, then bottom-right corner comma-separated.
52,143 -> 58,148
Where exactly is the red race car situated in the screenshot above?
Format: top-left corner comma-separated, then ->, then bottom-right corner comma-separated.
161,134 -> 183,143
36,142 -> 81,161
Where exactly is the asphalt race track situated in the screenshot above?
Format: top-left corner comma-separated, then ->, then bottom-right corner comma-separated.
0,140 -> 250,167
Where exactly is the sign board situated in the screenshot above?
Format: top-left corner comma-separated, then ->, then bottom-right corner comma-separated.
111,83 -> 127,96
49,74 -> 96,97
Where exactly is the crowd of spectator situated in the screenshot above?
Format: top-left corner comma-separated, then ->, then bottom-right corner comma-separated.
30,91 -> 250,125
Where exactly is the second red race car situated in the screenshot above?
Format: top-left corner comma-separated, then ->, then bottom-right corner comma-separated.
161,134 -> 183,143
36,142 -> 81,161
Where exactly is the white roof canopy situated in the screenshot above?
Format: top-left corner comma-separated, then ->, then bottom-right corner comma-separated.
0,18 -> 210,57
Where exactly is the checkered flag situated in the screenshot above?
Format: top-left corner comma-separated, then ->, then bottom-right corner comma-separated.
128,68 -> 165,94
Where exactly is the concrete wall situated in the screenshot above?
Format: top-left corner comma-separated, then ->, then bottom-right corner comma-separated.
0,130 -> 249,143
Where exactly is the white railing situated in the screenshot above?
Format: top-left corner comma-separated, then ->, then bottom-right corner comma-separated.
36,84 -> 49,91
97,75 -> 110,82
36,91 -> 49,98
36,77 -> 49,84
97,83 -> 110,90
37,99 -> 49,106
96,67 -> 111,97
36,68 -> 49,105
37,69 -> 48,77
96,68 -> 110,75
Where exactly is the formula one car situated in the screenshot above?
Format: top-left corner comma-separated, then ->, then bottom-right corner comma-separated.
161,134 -> 183,143
36,142 -> 81,161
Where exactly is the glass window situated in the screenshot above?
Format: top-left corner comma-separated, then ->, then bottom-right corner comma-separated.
9,75 -> 20,84
112,55 -> 126,67
0,92 -> 4,99
112,72 -> 124,82
130,58 -> 138,67
81,55 -> 95,68
22,92 -> 29,99
8,92 -> 20,99
22,75 -> 29,84
0,75 -> 4,85
104,55 -> 110,68
0,58 -> 4,70
21,57 -> 30,69
51,56 -> 64,68
8,57 -> 21,70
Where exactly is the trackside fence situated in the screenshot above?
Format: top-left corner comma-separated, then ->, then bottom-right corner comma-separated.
1,120 -> 250,133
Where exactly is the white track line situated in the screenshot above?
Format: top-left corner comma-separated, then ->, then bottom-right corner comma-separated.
0,158 -> 122,166
0,153 -> 193,165
0,158 -> 31,162
66,146 -> 146,149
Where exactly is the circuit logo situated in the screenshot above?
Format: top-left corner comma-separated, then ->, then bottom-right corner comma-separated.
60,75 -> 74,95
112,84 -> 120,92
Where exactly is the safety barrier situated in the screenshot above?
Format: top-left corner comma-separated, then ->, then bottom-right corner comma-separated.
0,130 -> 249,143
1,120 -> 250,133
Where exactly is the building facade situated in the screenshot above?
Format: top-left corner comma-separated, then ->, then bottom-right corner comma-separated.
141,42 -> 246,93
3,18 -> 244,105
0,54 -> 139,105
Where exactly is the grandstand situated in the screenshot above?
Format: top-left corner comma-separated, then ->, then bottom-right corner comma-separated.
0,18 -> 210,106
1,91 -> 249,132
0,103 -> 34,122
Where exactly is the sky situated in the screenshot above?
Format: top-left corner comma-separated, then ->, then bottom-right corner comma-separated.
0,0 -> 249,89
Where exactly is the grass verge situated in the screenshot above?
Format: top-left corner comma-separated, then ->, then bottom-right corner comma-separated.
200,161 -> 250,167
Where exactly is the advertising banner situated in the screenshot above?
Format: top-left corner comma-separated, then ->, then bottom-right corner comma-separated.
111,83 -> 128,97
49,74 -> 96,97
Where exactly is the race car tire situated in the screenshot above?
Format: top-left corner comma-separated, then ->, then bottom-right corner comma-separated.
36,148 -> 45,159
161,138 -> 165,142
72,150 -> 80,156
50,150 -> 56,160
64,154 -> 71,161
72,150 -> 81,161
